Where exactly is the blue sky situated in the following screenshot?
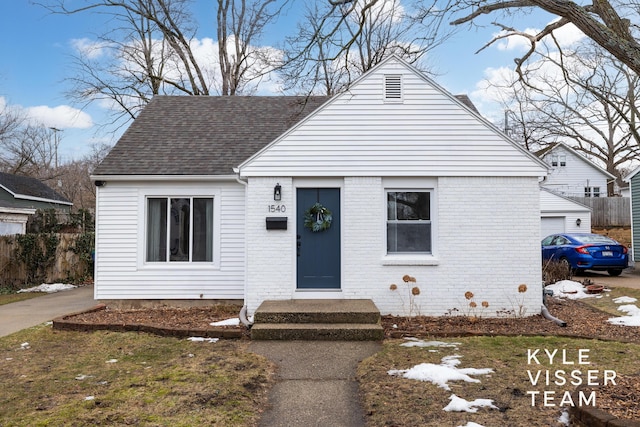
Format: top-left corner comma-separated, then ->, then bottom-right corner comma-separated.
0,1 -> 570,162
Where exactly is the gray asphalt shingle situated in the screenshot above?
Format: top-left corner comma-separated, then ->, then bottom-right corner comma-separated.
94,96 -> 328,176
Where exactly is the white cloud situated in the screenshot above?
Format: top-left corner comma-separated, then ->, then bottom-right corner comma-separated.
494,21 -> 585,53
25,105 -> 94,129
495,28 -> 540,52
70,38 -> 110,59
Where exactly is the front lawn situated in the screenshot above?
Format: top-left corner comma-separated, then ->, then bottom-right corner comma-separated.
0,326 -> 274,426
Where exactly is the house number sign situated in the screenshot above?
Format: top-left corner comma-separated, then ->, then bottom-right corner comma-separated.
267,204 -> 286,213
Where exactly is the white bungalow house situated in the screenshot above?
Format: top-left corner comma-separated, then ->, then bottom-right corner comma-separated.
537,142 -> 616,197
92,56 -> 548,317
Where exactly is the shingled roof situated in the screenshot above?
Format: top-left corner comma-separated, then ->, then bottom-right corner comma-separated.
94,96 -> 329,176
0,172 -> 71,204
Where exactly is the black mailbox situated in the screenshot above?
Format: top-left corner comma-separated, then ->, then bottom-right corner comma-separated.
266,217 -> 287,230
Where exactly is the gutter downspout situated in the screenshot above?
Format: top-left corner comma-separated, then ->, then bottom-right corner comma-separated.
541,289 -> 567,327
234,168 -> 253,327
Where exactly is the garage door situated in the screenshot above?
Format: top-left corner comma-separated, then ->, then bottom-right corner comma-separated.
541,217 -> 565,239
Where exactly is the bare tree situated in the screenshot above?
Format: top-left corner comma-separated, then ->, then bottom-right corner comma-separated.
449,0 -> 640,77
279,0 -> 451,95
216,0 -> 289,95
494,40 -> 640,195
40,0 -> 209,131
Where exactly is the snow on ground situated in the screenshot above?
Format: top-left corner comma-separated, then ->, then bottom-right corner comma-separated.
546,280 -> 604,300
388,354 -> 493,391
457,423 -> 486,427
209,316 -> 253,327
400,338 -> 460,349
17,283 -> 76,293
444,394 -> 497,412
608,299 -> 640,326
613,296 -> 638,304
187,337 -> 219,343
389,338 -> 497,421
558,409 -> 570,426
210,318 -> 240,326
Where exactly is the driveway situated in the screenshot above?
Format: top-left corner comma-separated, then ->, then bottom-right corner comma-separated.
572,266 -> 640,290
0,285 -> 97,337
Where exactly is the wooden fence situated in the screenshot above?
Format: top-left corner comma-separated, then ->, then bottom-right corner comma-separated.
0,233 -> 93,289
569,197 -> 630,227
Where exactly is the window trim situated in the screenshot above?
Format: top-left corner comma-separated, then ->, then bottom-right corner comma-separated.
382,183 -> 438,266
138,187 -> 221,270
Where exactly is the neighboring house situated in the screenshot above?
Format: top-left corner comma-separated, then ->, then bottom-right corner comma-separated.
540,188 -> 592,238
92,56 -> 548,317
624,167 -> 640,262
0,172 -> 73,235
537,142 -> 616,197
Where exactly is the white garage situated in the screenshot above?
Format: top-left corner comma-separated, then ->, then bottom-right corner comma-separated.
540,188 -> 591,239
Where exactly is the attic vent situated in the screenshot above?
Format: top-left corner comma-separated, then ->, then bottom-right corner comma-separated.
384,75 -> 402,102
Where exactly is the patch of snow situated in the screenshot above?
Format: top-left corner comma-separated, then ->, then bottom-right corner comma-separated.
400,338 -> 460,348
546,280 -> 601,300
187,337 -> 219,343
618,304 -> 640,315
105,359 -> 118,363
20,342 -> 30,350
457,423 -> 486,427
210,316 -> 253,326
444,394 -> 497,413
210,318 -> 240,326
17,283 -> 76,293
84,396 -> 95,401
607,298 -> 640,326
75,374 -> 93,381
613,296 -> 638,304
388,355 -> 493,391
558,409 -> 570,426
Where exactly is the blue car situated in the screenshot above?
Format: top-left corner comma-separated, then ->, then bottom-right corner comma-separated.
541,233 -> 628,276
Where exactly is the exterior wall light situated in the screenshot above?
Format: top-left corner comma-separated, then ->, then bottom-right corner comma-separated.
274,183 -> 282,201
576,218 -> 581,227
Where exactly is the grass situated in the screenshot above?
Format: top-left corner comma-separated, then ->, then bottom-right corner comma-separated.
580,286 -> 640,316
0,325 -> 274,426
0,291 -> 44,306
358,336 -> 640,426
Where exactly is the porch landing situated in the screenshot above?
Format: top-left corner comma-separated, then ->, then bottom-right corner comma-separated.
251,299 -> 384,341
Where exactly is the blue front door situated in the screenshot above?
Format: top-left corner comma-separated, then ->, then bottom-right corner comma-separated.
296,188 -> 341,289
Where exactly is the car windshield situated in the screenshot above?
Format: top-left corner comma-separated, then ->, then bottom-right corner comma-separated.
572,234 -> 617,245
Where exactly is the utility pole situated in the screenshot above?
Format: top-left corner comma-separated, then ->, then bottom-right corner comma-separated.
49,127 -> 61,169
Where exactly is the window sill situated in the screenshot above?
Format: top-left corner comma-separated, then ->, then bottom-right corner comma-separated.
381,255 -> 439,266
140,262 -> 220,271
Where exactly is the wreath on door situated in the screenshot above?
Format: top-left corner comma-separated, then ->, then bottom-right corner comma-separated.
303,202 -> 332,232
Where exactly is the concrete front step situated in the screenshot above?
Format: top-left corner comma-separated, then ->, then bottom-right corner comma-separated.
253,299 -> 380,324
251,323 -> 384,341
251,299 -> 383,341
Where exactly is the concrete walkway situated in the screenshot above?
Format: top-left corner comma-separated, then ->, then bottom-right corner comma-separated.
0,285 -> 97,337
249,340 -> 381,427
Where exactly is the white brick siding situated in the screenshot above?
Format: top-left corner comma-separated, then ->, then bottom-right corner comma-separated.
245,176 -> 543,317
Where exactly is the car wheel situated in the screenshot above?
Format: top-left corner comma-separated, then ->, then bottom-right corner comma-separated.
607,269 -> 623,277
560,257 -> 574,276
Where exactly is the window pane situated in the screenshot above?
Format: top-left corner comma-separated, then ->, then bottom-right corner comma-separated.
170,198 -> 190,262
147,198 -> 167,262
387,191 -> 432,253
192,198 -> 213,262
387,223 -> 432,253
387,192 -> 430,220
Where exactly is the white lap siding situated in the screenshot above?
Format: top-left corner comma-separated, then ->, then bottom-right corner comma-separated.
94,180 -> 245,300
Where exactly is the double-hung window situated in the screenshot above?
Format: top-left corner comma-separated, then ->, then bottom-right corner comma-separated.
387,191 -> 432,254
146,197 -> 214,262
